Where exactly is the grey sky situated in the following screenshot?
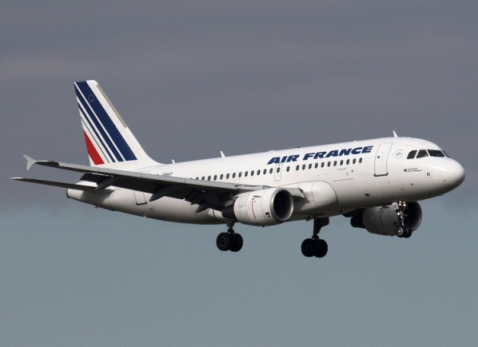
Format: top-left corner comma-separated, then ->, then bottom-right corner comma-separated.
2,2 -> 477,346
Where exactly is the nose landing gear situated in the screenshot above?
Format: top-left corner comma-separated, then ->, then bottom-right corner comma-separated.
301,218 -> 329,258
395,200 -> 412,238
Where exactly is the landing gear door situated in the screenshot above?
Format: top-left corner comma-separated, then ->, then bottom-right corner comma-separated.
274,164 -> 282,181
374,143 -> 393,176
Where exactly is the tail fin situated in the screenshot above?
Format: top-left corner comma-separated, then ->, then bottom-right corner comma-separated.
74,80 -> 159,167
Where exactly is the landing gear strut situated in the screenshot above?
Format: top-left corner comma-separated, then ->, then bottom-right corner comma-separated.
301,218 -> 329,258
395,200 -> 412,238
216,219 -> 243,252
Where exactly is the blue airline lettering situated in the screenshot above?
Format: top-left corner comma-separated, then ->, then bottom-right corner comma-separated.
362,146 -> 373,154
267,145 -> 374,164
326,150 -> 338,158
303,153 -> 315,160
339,148 -> 351,156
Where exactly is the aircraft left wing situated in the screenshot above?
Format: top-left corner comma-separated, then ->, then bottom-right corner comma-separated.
13,156 -> 305,213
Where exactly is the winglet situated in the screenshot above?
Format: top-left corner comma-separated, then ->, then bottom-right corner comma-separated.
24,155 -> 36,171
393,131 -> 398,138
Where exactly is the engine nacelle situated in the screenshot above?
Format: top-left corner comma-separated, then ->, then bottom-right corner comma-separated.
222,188 -> 294,226
351,202 -> 422,236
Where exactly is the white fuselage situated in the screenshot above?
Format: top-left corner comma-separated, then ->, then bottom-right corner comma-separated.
67,136 -> 464,226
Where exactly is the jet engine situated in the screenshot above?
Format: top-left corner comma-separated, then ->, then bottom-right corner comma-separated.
350,202 -> 422,236
222,188 -> 294,226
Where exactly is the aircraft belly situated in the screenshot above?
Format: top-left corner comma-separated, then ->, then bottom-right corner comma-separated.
70,188 -> 221,225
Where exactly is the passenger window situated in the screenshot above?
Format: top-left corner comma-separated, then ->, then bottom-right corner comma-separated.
238,172 -> 242,178
226,173 -> 230,179
416,150 -> 428,159
346,159 -> 350,165
232,173 -> 236,178
201,176 -> 205,180
315,163 -> 318,169
214,175 -> 217,180
296,165 -> 299,171
208,176 -> 211,180
327,162 -> 331,167
276,167 -> 280,173
269,168 -> 273,174
220,174 -> 223,179
257,170 -> 260,175
340,160 -> 343,166
407,150 -> 417,159
359,158 -> 362,163
302,164 -> 306,170
286,166 -> 290,172
353,159 -> 356,164
308,164 -> 312,169
321,162 -> 325,168
251,171 -> 254,176
334,161 -> 337,166
263,169 -> 267,175
428,149 -> 445,157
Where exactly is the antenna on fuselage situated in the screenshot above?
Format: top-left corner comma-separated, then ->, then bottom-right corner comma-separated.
220,151 -> 225,158
393,131 -> 398,138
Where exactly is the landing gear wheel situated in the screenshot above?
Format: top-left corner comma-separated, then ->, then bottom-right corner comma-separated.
216,232 -> 231,251
230,233 -> 243,252
301,238 -> 315,257
403,227 -> 412,238
396,227 -> 405,238
314,239 -> 328,258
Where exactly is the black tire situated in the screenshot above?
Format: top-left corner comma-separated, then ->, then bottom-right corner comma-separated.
396,227 -> 405,238
314,239 -> 328,258
216,232 -> 231,251
404,227 -> 412,238
301,238 -> 315,257
230,233 -> 243,252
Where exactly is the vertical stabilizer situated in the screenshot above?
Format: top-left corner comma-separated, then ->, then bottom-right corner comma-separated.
74,80 -> 159,167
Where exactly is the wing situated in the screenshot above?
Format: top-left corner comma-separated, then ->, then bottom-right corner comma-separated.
13,156 -> 305,213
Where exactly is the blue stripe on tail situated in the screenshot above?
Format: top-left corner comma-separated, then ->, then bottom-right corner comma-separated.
75,81 -> 137,161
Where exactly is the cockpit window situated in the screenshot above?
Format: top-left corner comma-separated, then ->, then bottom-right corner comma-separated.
407,150 -> 417,159
416,149 -> 429,158
428,149 -> 445,157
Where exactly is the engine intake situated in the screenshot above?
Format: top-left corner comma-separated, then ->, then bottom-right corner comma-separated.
222,188 -> 294,226
351,202 -> 422,236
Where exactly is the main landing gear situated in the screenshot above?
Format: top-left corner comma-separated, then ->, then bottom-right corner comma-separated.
301,218 -> 329,258
395,200 -> 412,238
216,219 -> 243,252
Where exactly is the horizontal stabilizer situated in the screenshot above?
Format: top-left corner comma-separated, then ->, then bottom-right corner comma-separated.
24,154 -> 36,171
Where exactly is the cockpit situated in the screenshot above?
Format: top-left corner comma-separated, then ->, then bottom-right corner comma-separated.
407,149 -> 448,159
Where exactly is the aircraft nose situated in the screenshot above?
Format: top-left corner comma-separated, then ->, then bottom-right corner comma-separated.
442,160 -> 465,189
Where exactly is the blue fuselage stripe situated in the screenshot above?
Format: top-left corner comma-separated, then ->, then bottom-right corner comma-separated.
75,81 -> 137,161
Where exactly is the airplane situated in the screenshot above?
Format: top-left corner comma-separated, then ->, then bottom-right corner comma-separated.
12,80 -> 466,258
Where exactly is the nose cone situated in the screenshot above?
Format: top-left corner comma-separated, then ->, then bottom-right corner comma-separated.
442,160 -> 466,190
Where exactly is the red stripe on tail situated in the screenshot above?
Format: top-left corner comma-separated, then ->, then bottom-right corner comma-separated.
83,131 -> 105,165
